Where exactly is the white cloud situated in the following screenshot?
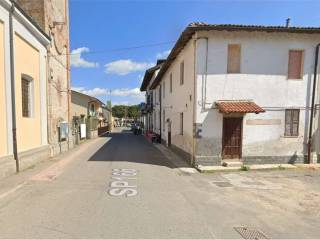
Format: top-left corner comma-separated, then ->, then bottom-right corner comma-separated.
111,88 -> 144,99
104,59 -> 153,75
156,50 -> 171,59
82,88 -> 108,97
72,86 -> 144,100
71,86 -> 85,92
112,101 -> 133,106
70,47 -> 99,68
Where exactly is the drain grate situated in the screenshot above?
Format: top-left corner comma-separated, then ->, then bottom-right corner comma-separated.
234,227 -> 268,239
211,181 -> 233,187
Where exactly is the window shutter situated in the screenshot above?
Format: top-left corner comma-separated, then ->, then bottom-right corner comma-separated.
285,110 -> 292,136
292,110 -> 299,136
227,44 -> 241,73
288,50 -> 303,79
180,61 -> 184,85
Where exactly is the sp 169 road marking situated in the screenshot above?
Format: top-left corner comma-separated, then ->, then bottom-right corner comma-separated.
108,169 -> 138,197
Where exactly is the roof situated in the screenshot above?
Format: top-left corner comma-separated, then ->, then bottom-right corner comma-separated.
215,100 -> 265,114
71,90 -> 105,107
150,22 -> 320,89
140,61 -> 165,91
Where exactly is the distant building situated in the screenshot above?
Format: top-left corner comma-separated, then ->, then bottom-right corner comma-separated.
71,90 -> 111,142
140,60 -> 165,136
0,0 -> 51,178
147,23 -> 320,166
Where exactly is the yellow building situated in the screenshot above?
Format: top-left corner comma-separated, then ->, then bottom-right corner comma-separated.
0,0 -> 50,179
71,90 -> 112,142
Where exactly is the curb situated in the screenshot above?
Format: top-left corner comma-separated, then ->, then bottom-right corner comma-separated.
196,164 -> 301,173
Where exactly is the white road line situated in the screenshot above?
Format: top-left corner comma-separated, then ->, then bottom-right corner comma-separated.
0,182 -> 27,200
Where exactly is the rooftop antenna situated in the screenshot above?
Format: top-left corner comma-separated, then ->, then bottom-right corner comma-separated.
286,18 -> 291,27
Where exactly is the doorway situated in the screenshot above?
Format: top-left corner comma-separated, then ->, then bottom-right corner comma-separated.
167,121 -> 171,147
222,117 -> 242,159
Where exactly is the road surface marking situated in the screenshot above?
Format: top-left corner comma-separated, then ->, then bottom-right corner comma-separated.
0,182 -> 27,200
108,169 -> 138,197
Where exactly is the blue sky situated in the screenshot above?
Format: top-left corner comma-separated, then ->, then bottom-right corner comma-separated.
70,0 -> 320,106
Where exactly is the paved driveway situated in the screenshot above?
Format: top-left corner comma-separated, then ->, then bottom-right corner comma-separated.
0,128 -> 319,239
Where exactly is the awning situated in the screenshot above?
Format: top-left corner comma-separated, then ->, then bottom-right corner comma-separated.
215,100 -> 265,114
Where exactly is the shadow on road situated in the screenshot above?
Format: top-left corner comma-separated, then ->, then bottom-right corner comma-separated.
88,128 -> 189,169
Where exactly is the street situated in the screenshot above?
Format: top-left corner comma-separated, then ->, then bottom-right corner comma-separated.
0,128 -> 320,239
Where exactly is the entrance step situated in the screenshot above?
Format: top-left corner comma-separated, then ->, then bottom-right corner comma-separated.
222,161 -> 243,167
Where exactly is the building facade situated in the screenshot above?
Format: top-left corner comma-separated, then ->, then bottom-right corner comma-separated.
0,0 -> 50,178
17,0 -> 72,155
150,23 -> 320,166
140,60 -> 164,137
71,90 -> 111,142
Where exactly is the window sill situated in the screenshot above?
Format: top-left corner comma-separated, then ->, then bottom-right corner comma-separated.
282,135 -> 299,138
287,78 -> 303,81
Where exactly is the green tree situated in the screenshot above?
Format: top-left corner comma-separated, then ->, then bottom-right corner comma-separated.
127,105 -> 139,119
112,105 -> 140,119
112,105 -> 126,118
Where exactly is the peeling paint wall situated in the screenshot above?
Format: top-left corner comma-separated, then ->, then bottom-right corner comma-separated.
194,30 -> 320,165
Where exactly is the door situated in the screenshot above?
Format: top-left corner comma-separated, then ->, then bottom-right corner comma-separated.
167,121 -> 171,147
222,117 -> 242,159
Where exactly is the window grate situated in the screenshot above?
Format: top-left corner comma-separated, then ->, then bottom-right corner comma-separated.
21,77 -> 31,117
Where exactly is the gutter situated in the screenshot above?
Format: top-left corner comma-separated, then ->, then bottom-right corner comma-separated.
9,0 -> 19,172
307,43 -> 320,163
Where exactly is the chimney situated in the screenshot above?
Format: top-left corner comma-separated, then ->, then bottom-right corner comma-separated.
286,18 -> 291,27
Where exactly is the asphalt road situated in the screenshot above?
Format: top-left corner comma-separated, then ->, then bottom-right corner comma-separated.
0,127 -> 320,239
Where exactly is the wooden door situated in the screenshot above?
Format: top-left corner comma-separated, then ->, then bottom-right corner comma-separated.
222,117 -> 242,159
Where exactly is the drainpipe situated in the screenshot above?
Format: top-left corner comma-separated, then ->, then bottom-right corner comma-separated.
307,43 -> 320,164
159,85 -> 162,141
9,0 -> 19,172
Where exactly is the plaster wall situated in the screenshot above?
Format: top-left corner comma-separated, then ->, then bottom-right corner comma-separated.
161,40 -> 195,163
194,30 -> 320,164
0,21 -> 7,157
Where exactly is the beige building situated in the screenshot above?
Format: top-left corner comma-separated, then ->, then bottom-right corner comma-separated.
0,0 -> 51,179
71,90 -> 112,141
17,0 -> 72,155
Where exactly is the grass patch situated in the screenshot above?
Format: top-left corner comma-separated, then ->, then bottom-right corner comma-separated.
240,165 -> 250,171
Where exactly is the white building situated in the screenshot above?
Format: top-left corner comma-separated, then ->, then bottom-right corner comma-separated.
140,60 -> 165,138
150,23 -> 320,166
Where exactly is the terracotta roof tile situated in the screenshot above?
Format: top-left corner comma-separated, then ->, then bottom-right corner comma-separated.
215,101 -> 265,114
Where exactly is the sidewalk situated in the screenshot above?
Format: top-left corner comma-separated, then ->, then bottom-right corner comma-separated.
151,140 -> 320,173
0,136 -> 106,197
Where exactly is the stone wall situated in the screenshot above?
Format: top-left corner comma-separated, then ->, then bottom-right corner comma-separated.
17,0 -> 72,156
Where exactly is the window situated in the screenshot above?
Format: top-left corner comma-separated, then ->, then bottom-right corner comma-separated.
170,73 -> 173,93
21,75 -> 33,117
227,44 -> 241,73
163,82 -> 165,98
90,104 -> 95,113
180,112 -> 184,135
285,109 -> 299,137
288,50 -> 304,79
163,110 -> 165,132
180,61 -> 184,85
158,87 -> 161,102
